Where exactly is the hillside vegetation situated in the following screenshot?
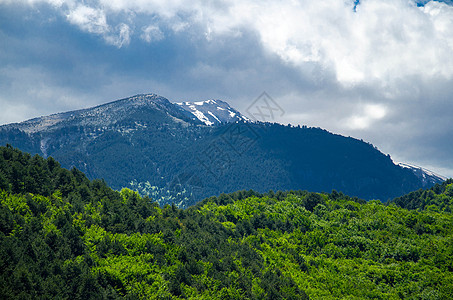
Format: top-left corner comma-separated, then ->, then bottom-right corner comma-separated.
0,145 -> 452,299
390,179 -> 453,212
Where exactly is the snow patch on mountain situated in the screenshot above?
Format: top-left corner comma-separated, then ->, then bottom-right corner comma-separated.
176,99 -> 248,126
398,162 -> 447,186
208,111 -> 221,123
189,106 -> 214,126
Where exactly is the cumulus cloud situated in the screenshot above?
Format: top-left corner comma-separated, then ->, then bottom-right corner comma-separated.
66,5 -> 108,35
12,0 -> 453,85
65,4 -> 131,47
2,0 -> 453,176
237,0 -> 453,88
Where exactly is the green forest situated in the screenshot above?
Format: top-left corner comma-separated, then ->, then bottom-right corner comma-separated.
1,145 -> 452,299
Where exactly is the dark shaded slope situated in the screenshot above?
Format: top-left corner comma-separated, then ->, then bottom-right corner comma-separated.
254,123 -> 422,201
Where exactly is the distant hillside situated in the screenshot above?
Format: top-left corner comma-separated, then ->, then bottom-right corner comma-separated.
0,94 -> 443,207
1,146 -> 452,299
389,178 -> 453,212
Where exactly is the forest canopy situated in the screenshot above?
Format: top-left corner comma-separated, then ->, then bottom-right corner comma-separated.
0,145 -> 452,299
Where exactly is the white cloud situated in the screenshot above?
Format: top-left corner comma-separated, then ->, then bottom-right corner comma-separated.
65,4 -> 131,47
239,0 -> 453,88
140,25 -> 164,43
66,5 -> 108,35
105,23 -> 131,47
346,103 -> 387,130
0,0 -> 73,7
14,0 -> 453,86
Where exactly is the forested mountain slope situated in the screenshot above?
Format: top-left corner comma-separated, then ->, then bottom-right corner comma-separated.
1,146 -> 452,299
0,94 -> 441,207
389,178 -> 453,212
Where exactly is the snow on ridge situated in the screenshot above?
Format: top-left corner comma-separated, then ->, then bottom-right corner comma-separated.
208,111 -> 221,123
241,115 -> 251,121
398,162 -> 413,170
193,99 -> 217,106
191,109 -> 214,126
174,98 -> 248,126
397,162 -> 447,181
184,104 -> 214,125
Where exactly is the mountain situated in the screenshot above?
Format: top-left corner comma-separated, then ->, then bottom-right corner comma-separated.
0,93 -> 444,207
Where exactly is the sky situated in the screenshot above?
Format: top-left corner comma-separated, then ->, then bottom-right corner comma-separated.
1,0 -> 453,178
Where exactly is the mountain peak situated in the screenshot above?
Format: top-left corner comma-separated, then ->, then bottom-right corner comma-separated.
122,94 -> 171,106
176,98 -> 248,126
0,93 -> 249,134
0,93 -> 179,134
